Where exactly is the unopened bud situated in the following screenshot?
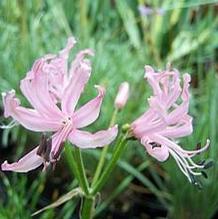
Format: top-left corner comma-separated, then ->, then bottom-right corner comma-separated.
114,82 -> 130,110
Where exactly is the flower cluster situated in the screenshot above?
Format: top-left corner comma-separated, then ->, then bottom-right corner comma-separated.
1,37 -> 118,172
1,37 -> 210,185
131,65 -> 210,183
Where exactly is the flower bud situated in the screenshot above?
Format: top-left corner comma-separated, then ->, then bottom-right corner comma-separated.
114,82 -> 130,109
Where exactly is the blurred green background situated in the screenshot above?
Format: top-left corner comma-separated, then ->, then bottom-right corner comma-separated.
0,0 -> 218,218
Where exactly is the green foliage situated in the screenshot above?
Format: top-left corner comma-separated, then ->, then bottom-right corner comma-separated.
0,0 -> 217,218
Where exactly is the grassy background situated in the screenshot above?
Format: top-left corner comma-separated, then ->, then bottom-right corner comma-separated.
0,0 -> 217,218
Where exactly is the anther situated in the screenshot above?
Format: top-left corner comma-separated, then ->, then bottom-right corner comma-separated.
150,142 -> 161,149
37,134 -> 47,156
203,160 -> 214,169
51,142 -> 65,161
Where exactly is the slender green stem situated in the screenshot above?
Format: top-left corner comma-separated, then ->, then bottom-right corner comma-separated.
91,132 -> 128,195
64,144 -> 83,184
91,109 -> 118,186
81,196 -> 95,219
65,144 -> 90,195
72,147 -> 90,195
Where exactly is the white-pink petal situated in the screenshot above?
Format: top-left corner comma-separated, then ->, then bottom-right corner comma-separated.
73,85 -> 105,128
61,62 -> 91,115
69,49 -> 94,78
2,90 -> 61,132
68,125 -> 118,148
141,137 -> 169,162
1,147 -> 43,173
20,59 -> 63,119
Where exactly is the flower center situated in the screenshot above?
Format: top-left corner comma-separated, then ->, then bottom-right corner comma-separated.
62,116 -> 72,126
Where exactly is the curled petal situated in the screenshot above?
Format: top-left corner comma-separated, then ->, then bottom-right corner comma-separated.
159,115 -> 193,138
69,49 -> 94,78
73,85 -> 105,128
59,37 -> 77,60
166,74 -> 191,124
61,62 -> 91,115
182,73 -> 191,101
68,125 -> 118,148
141,137 -> 169,162
131,109 -> 156,127
20,59 -> 63,119
1,147 -> 43,173
144,65 -> 162,97
2,90 -> 61,132
162,69 -> 181,108
132,120 -> 166,139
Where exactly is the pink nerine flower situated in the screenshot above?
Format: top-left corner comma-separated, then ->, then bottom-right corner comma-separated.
114,82 -> 130,109
1,37 -> 118,173
131,65 -> 210,183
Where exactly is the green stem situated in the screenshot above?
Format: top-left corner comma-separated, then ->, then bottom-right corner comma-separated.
65,144 -> 90,195
81,196 -> 95,219
91,109 -> 118,186
91,132 -> 128,195
72,147 -> 90,195
64,144 -> 83,184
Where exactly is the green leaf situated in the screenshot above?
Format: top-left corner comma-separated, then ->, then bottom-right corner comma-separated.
31,188 -> 82,216
116,0 -> 141,49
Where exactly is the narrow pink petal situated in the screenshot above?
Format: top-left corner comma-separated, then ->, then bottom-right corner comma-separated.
1,147 -> 43,173
61,61 -> 91,115
166,74 -> 191,124
133,121 -> 166,139
131,109 -> 156,127
182,73 -> 191,101
141,137 -> 169,162
68,125 -> 118,148
148,97 -> 168,122
73,86 -> 105,128
2,90 -> 61,132
69,49 -> 94,78
51,123 -> 73,158
167,102 -> 189,124
44,37 -> 76,100
144,65 -> 162,97
164,74 -> 181,108
59,37 -> 77,60
159,116 -> 193,138
20,59 -> 63,119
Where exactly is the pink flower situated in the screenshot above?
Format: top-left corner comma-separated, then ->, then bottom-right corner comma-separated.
114,82 -> 130,110
1,37 -> 118,173
131,65 -> 210,183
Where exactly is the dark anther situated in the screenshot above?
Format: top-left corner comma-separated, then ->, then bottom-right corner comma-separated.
37,134 -> 47,156
203,160 -> 214,169
189,172 -> 197,185
198,160 -> 206,166
52,142 -> 64,161
150,142 -> 161,149
189,172 -> 203,190
37,134 -> 52,162
201,171 -> 208,179
44,139 -> 52,162
196,142 -> 201,150
195,180 -> 203,190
